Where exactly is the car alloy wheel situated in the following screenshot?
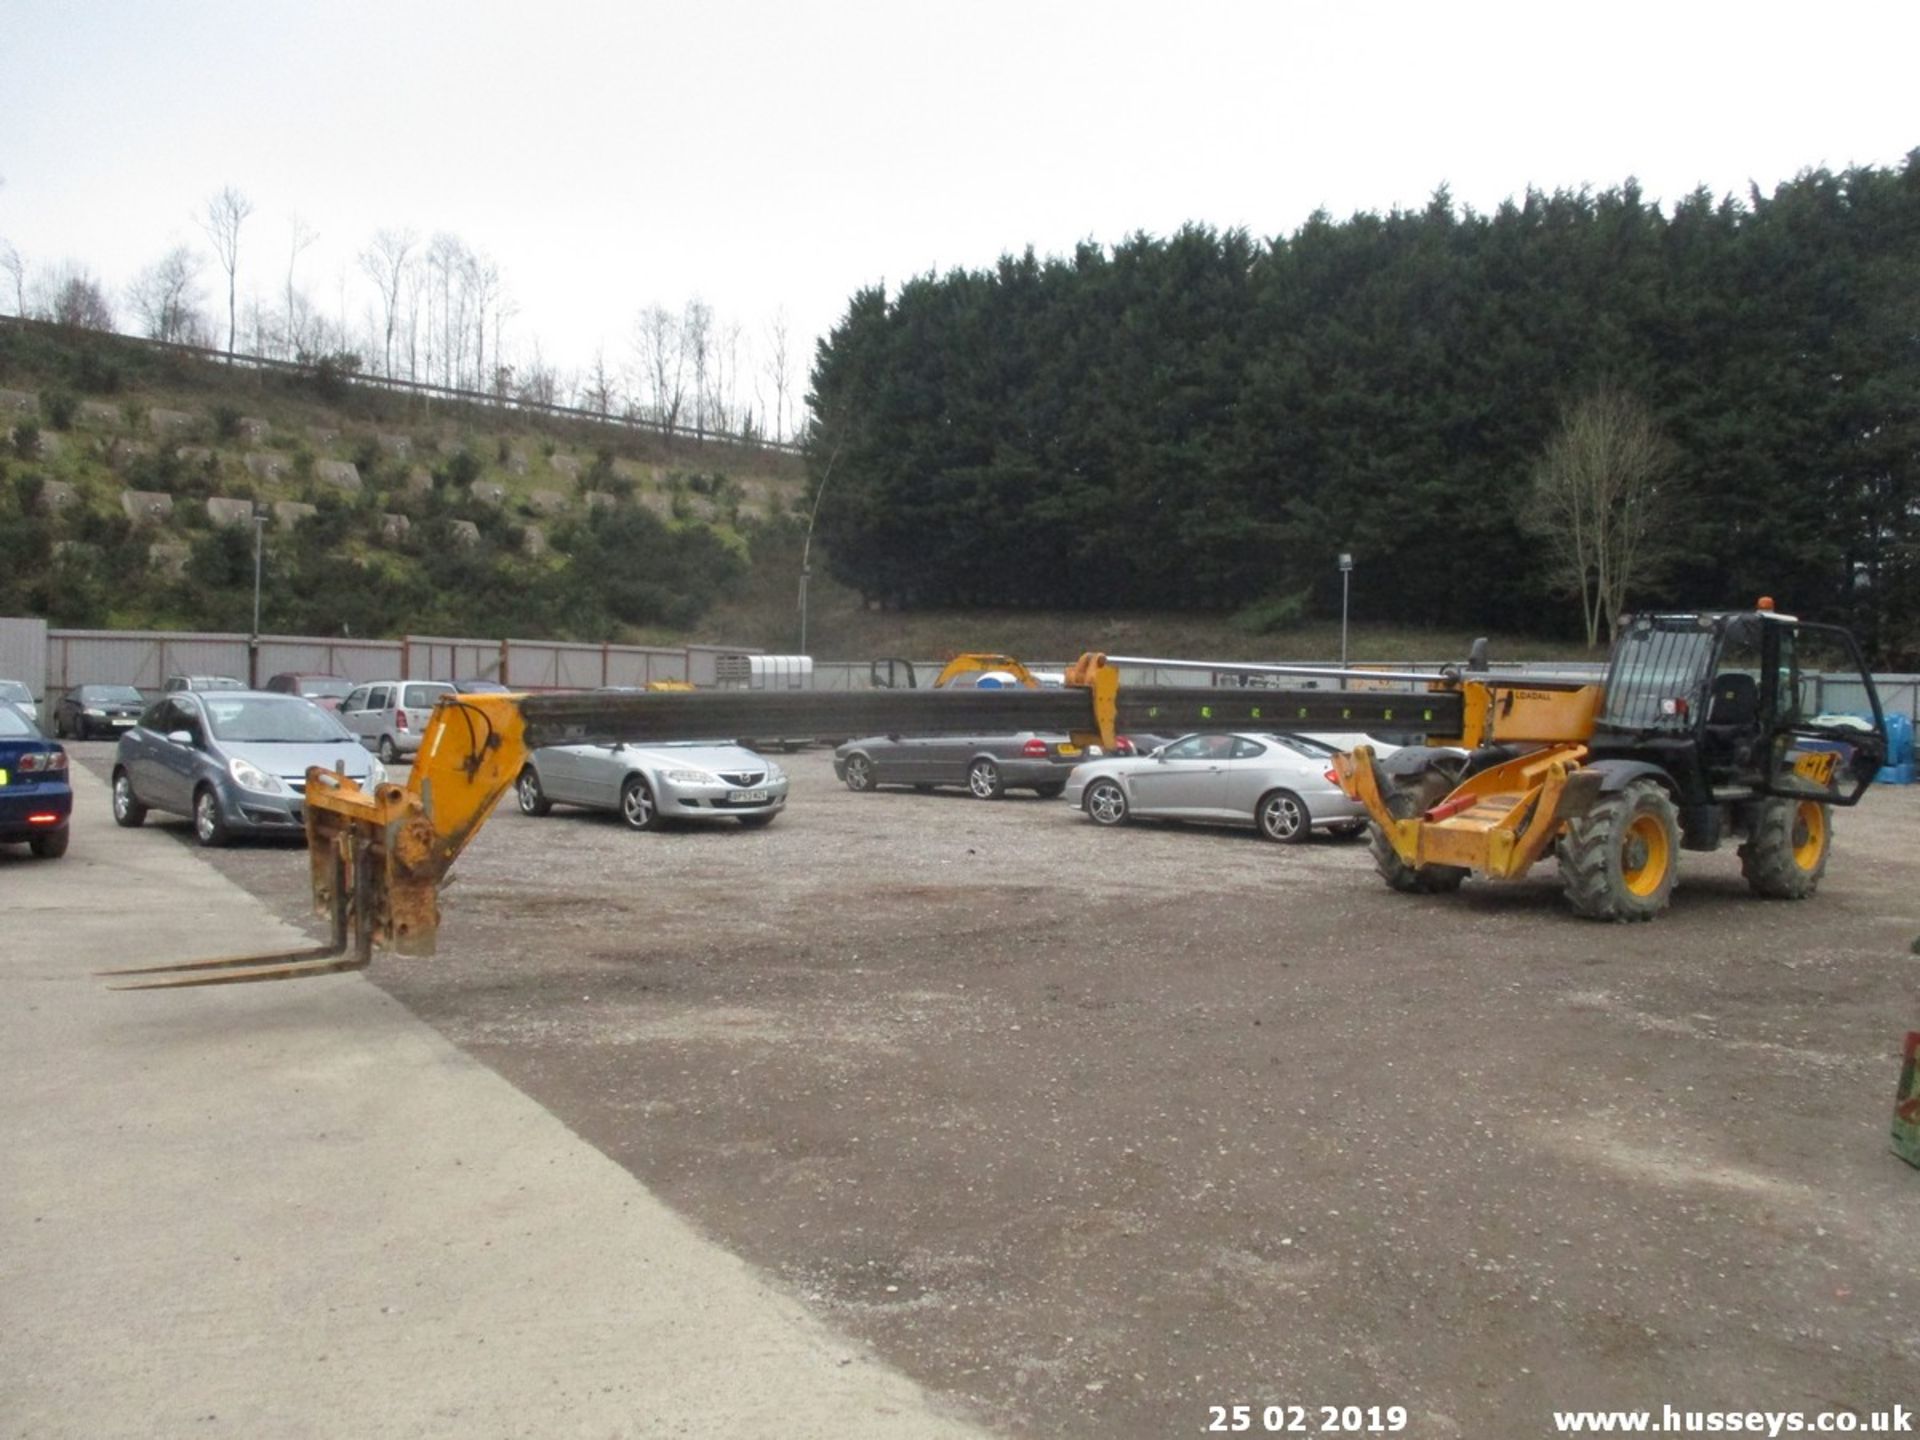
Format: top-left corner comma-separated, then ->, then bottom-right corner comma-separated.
843,754 -> 874,792
1085,779 -> 1129,826
378,735 -> 400,765
967,758 -> 1004,799
1258,789 -> 1310,843
111,771 -> 147,827
516,766 -> 551,817
193,787 -> 231,847
620,775 -> 658,831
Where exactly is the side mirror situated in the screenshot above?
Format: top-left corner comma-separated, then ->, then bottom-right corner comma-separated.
165,729 -> 194,746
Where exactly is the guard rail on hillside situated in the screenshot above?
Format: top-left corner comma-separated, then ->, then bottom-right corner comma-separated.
0,313 -> 804,456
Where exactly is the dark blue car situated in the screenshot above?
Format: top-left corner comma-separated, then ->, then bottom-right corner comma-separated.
0,701 -> 72,859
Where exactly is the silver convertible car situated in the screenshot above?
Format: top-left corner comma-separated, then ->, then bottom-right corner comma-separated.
1063,731 -> 1398,843
833,731 -> 1085,799
515,740 -> 788,831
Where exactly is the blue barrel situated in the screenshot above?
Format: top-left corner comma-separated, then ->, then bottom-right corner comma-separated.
1883,712 -> 1914,768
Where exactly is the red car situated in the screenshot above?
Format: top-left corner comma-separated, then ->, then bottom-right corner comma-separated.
263,673 -> 353,711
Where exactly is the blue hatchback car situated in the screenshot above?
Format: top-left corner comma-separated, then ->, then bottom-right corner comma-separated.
112,690 -> 386,846
0,701 -> 72,859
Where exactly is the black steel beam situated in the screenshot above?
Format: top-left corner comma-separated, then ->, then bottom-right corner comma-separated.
511,683 -> 1466,750
516,688 -> 1096,750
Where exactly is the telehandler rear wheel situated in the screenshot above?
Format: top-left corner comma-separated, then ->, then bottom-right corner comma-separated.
1557,778 -> 1678,922
1739,798 -> 1831,899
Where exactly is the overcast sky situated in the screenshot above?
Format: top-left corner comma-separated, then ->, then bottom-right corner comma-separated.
3,0 -> 1915,423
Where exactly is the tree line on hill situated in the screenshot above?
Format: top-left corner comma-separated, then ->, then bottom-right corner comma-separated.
807,155 -> 1920,663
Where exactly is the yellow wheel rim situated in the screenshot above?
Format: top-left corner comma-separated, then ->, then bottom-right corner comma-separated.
1791,802 -> 1826,871
1621,813 -> 1671,897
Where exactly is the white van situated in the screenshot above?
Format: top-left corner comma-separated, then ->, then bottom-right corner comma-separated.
338,680 -> 454,762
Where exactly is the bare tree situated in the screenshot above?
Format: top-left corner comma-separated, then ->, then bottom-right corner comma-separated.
44,264 -> 115,330
200,185 -> 254,358
684,299 -> 713,439
1,240 -> 25,317
581,346 -> 618,416
633,303 -> 685,431
283,214 -> 319,358
358,227 -> 415,378
467,252 -> 500,390
126,245 -> 207,343
764,308 -> 796,442
1526,388 -> 1679,649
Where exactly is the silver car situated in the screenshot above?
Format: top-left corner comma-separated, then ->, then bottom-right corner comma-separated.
515,740 -> 788,831
1064,731 -> 1398,843
111,690 -> 386,846
0,678 -> 38,725
338,680 -> 455,762
832,731 -> 1085,799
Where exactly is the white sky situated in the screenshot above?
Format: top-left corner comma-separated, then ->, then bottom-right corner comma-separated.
2,0 -> 1915,422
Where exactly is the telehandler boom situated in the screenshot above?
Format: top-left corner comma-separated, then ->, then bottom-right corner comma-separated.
103,603 -> 1885,989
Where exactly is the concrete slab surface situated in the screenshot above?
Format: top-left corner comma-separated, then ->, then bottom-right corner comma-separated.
0,768 -> 989,1439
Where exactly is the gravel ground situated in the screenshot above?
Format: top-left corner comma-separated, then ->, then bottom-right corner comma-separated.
78,744 -> 1920,1437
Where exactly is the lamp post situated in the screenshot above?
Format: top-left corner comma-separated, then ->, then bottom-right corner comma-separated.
1338,551 -> 1353,682
797,437 -> 844,655
249,502 -> 268,686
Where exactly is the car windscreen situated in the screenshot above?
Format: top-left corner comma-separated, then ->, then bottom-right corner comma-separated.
403,684 -> 453,709
0,704 -> 39,736
201,696 -> 354,743
0,680 -> 31,703
88,685 -> 146,703
300,678 -> 352,699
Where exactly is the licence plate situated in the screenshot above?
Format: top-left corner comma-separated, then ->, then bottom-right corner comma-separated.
1056,744 -> 1080,757
112,716 -> 134,726
0,769 -> 8,786
733,789 -> 769,803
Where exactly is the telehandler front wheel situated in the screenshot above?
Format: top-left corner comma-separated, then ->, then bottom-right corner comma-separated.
1557,778 -> 1679,922
1368,823 -> 1467,894
1739,798 -> 1831,900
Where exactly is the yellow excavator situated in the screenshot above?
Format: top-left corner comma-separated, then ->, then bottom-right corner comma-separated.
105,601 -> 1887,991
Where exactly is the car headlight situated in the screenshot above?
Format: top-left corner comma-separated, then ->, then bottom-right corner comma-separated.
84,707 -> 105,717
663,768 -> 718,784
365,755 -> 389,788
229,757 -> 289,795
763,760 -> 785,782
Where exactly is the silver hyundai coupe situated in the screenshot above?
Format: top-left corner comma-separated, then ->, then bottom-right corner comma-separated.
1063,731 -> 1399,843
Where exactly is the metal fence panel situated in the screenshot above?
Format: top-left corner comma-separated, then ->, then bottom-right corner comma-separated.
255,638 -> 404,683
603,647 -> 687,688
0,617 -> 48,700
407,636 -> 505,684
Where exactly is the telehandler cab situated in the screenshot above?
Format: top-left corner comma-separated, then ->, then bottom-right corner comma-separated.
101,603 -> 1884,988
